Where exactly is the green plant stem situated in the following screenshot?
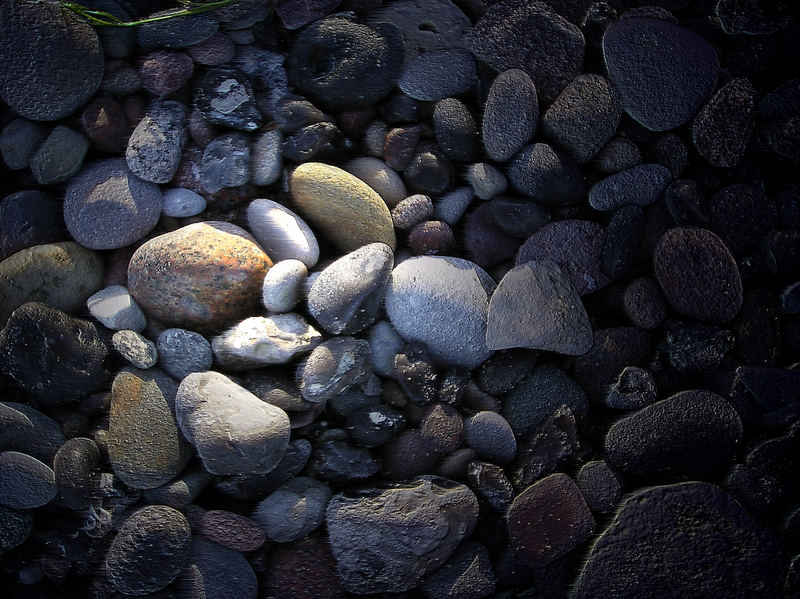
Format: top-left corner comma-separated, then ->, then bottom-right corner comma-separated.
60,0 -> 240,27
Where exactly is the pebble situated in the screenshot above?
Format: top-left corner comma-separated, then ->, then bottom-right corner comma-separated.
287,16 -> 403,109
127,221 -> 272,334
0,451 -> 56,509
623,277 -> 666,329
644,132 -> 687,178
282,121 -> 350,163
366,321 -> 405,378
654,227 -> 743,323
507,473 -> 595,567
383,125 -> 420,171
482,69 -> 539,162
603,17 -> 719,131
87,285 -> 146,332
408,220 -> 456,256
594,136 -> 642,173
212,314 -> 322,369
198,509 -> 265,552
502,364 -> 588,439
0,303 -> 108,402
420,540 -> 496,599
111,330 -> 157,369
176,371 -> 291,475
262,259 -> 307,313
394,343 -> 438,405
161,187 -> 206,218
195,66 -> 262,131
101,62 -> 141,96
384,256 -> 495,369
184,537 -> 258,599
464,411 -> 517,465
30,125 -> 89,185
344,157 -> 407,208
463,204 -> 518,268
240,371 -> 305,413
290,162 -> 396,252
663,319 -> 735,373
573,482 -> 785,598
108,368 -> 191,489
81,96 -> 129,154
602,204 -> 644,279
399,49 -> 477,101
467,0 -> 584,102
0,118 -> 45,170
136,8 -> 218,50
542,74 -> 622,163
433,98 -> 479,162
466,461 -> 514,513
575,460 -> 621,514
156,328 -> 213,381
246,199 -> 320,268
0,506 -> 32,556
466,163 -> 507,200
404,148 -> 454,195
299,337 -> 371,403
326,476 -> 479,594
589,163 -> 672,212
254,477 -> 332,542
476,349 -> 538,396
308,242 -> 394,335
603,366 -> 657,410
516,219 -> 610,296
392,194 -> 434,230
309,438 -> 381,484
53,437 -> 99,510
435,187 -> 474,226
216,0 -> 274,29
200,132 -> 251,193
250,128 -> 283,186
106,505 -> 191,595
0,402 -> 65,465
0,0 -> 103,121
274,95 -> 330,133
572,326 -> 651,397
487,261 -> 593,355
186,31 -> 236,65
485,196 -> 550,239
509,143 -> 584,206
346,405 -> 406,448
64,158 -> 162,250
139,50 -> 194,96
605,389 -> 742,481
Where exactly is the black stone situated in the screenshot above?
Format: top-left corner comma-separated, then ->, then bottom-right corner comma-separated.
308,439 -> 381,484
509,143 -> 585,206
433,98 -> 479,162
345,405 -> 406,448
195,67 -> 262,131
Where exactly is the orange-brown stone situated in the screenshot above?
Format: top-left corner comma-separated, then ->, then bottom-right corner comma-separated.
128,221 -> 271,334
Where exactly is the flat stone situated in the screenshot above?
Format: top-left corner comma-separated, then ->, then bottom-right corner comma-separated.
87,285 -> 147,332
53,437 -> 100,510
0,451 -> 56,509
195,66 -> 262,131
0,118 -> 45,170
156,328 -> 213,381
509,143 -> 584,206
247,199 -> 320,268
254,476 -> 332,542
589,163 -> 672,212
126,100 -> 188,184
0,402 -> 65,465
162,188 -> 206,218
183,537 -> 258,599
262,259 -> 307,313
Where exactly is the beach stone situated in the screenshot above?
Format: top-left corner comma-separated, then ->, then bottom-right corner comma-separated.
0,118 -> 45,170
276,0 -> 340,29
127,222 -> 272,334
487,261 -> 592,355
326,475 -> 479,594
139,50 -> 194,96
162,188 -> 206,218
542,74 -> 622,164
299,337 -> 372,403
53,437 -> 99,510
509,143 -> 584,206
0,451 -> 56,510
0,242 -> 103,324
109,368 -> 191,490
106,505 -> 191,595
195,66 -> 262,131
137,8 -> 218,50
344,157 -> 407,208
186,32 -> 235,65
434,98 -> 479,162
200,132 -> 250,194
485,196 -> 550,239
463,204 -> 518,268
384,256 -> 495,369
466,461 -> 514,513
602,205 -> 644,279
309,438 -> 381,484
575,460 -> 621,514
184,537 -> 258,599
603,366 -> 657,410
30,125 -> 89,185
466,163 -> 507,200
435,187 -> 473,226
198,510 -> 265,552
0,505 -> 32,555
654,227 -> 743,323
157,328 -> 213,381
254,477 -> 331,543
87,285 -> 146,332
573,482 -> 786,599
0,302 -> 108,401
81,96 -> 129,154
262,259 -> 307,313
101,62 -> 141,96
408,220 -> 455,256
0,0 -> 103,121
215,0 -> 275,29
603,17 -> 719,131
384,125 -> 420,170
645,132 -> 687,178
392,194 -> 434,230
247,199 -> 319,268
346,405 -> 406,448
709,183 -> 776,256
176,371 -> 291,475
112,329 -> 158,369
589,163 -> 671,212
507,473 -> 595,568
64,158 -> 162,250
420,540 -> 496,599
482,69 -> 538,163
250,128 -> 283,186
595,137 -> 642,174
367,320 -> 405,378
290,162 -> 396,252
0,402 -> 65,465
308,243 -> 394,335
400,49 -> 477,101
212,314 -> 322,370
404,148 -> 454,195
464,411 -> 517,465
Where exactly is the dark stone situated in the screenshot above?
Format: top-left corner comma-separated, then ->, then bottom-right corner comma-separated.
727,463 -> 783,516
463,411 -> 517,465
509,143 -> 585,206
404,150 -> 454,195
282,122 -> 353,163
408,220 -> 456,255
53,437 -> 99,510
299,337 -> 371,403
589,163 -> 671,212
466,461 -> 514,513
137,9 -> 218,50
0,451 -> 56,509
379,93 -> 421,124
200,133 -> 250,194
400,49 -> 477,101
663,319 -> 735,373
433,98 -> 479,162
476,349 -> 537,396
462,203 -> 519,268
644,133 -> 687,178
195,67 -> 262,131
593,136 -> 642,174
482,69 -> 538,162
264,531 -> 347,599
274,95 -> 329,133
139,50 -> 194,96
0,402 -> 65,465
575,460 -> 621,514
663,178 -> 708,226
276,0 -> 341,29
485,196 -> 550,239
308,439 -> 381,484
380,430 -> 439,480
573,326 -> 651,398
394,343 -> 438,406
709,183 -> 777,256
692,78 -> 757,167
345,405 -> 406,448
603,366 -> 657,410
183,537 -> 258,599
384,125 -> 422,171
126,100 -> 188,185
420,540 -> 496,599
0,505 -> 32,556
0,191 -> 65,261
602,204 -> 643,279
623,277 -> 667,330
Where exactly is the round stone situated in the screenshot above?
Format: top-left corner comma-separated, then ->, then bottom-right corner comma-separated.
693,78 -> 758,167
262,259 -> 307,313
126,101 -> 188,184
589,164 -> 672,212
87,285 -> 147,332
250,128 -> 283,186
0,451 -> 56,509
53,437 -> 100,510
254,477 -> 332,543
344,157 -> 408,208
247,199 -> 320,268
156,328 -> 213,381
162,188 -> 207,218
0,402 -> 65,465
30,125 -> 89,185
197,510 -> 265,553
0,118 -> 45,170
509,143 -> 584,206
184,537 -> 258,599
434,98 -> 478,162
464,411 -> 517,465
112,329 -> 158,369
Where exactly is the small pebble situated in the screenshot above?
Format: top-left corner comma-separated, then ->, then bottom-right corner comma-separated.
195,66 -> 262,131
344,157 -> 407,208
433,98 -> 478,162
156,328 -> 213,381
162,187 -> 206,218
186,31 -> 235,65
509,142 -> 584,206
112,330 -> 158,369
593,137 -> 642,173
603,366 -> 657,410
408,220 -> 455,256
575,460 -> 621,514
464,411 -> 517,465
399,48 -> 477,101
87,285 -> 147,332
139,50 -> 194,96
81,96 -> 129,154
200,132 -> 250,194
435,187 -> 474,226
392,193 -> 434,230
198,509 -> 265,552
466,461 -> 514,513
589,163 -> 672,212
250,128 -> 283,186
693,77 -> 757,168
254,477 -> 331,542
482,69 -> 538,162
262,259 -> 307,313
299,337 -> 371,403
0,451 -> 57,509
0,117 -> 45,170
30,125 -> 89,185
247,199 -> 320,268
466,163 -> 507,200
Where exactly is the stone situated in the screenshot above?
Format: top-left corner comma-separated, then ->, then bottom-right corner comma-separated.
709,183 -> 776,256
276,0 -> 340,29
346,405 -> 407,448
0,118 -> 45,170
290,162 -> 396,252
405,149 -> 454,195
53,437 -> 99,510
200,132 -> 251,194
309,438 -> 381,484
197,510 -> 265,553
64,158 -> 162,250
399,49 -> 477,101
87,285 -> 146,332
344,157 -> 407,208
254,477 -> 332,542
308,243 -> 394,335
299,337 -> 372,403
0,402 -> 65,465
326,476 -> 479,594
509,143 -> 584,206
184,537 -> 258,599
30,125 -> 89,185
589,163 -> 672,212
0,506 -> 32,556
603,366 -> 657,410
384,256 -> 495,369
420,540 -> 496,599
464,411 -> 517,465
394,343 -> 438,405
264,531 -> 347,599
156,328 -> 213,381
176,371 -> 291,475
127,222 -> 272,334
212,314 -> 322,370
435,187 -> 473,226
247,199 -> 320,268
195,66 -> 261,131
162,188 -> 206,218
486,261 -> 592,355
465,163 -> 507,201
575,460 -> 621,514
112,329 -> 158,369
466,461 -> 514,513
572,327 -> 651,397
262,259 -> 307,313
139,50 -> 194,96
434,98 -> 479,162
250,128 -> 283,186
392,194 -> 434,230
0,451 -> 56,509
81,96 -> 129,153
126,100 -> 187,184
186,32 -> 235,65
601,204 -> 644,279
485,196 -> 550,239
594,137 -> 642,173
137,8 -> 218,50
408,220 -> 455,256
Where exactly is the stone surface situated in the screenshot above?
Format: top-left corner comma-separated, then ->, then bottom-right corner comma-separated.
197,510 -> 265,553
195,66 -> 262,131
420,540 -> 496,599
87,285 -> 147,332
399,49 -> 477,101
254,477 -> 332,542
184,537 -> 258,599
53,437 -> 99,510
250,128 -> 283,186
30,125 -> 89,185
589,163 -> 672,212
509,143 -> 584,206
0,118 -> 45,170
112,329 -> 158,369
482,69 -> 538,162
200,132 -> 251,193
262,259 -> 307,313
344,157 -> 407,208
0,451 -> 56,510
156,328 -> 213,381
464,411 -> 517,465
0,402 -> 65,465
299,337 -> 371,403
247,199 -> 320,268
126,101 -> 187,184
162,187 -> 206,218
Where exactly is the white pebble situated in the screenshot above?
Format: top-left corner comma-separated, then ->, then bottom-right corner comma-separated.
87,285 -> 147,332
262,259 -> 307,313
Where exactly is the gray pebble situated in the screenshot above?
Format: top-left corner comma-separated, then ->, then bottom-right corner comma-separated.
420,540 -> 496,599
0,451 -> 56,509
87,285 -> 147,332
464,411 -> 517,464
0,402 -> 65,465
161,188 -> 206,218
299,337 -> 372,403
250,128 -> 283,186
184,537 -> 258,599
254,476 -> 332,542
262,259 -> 307,313
137,9 -> 219,51
126,100 -> 188,184
589,163 -> 672,212
594,137 -> 642,173
112,330 -> 158,369
53,437 -> 100,509
156,328 -> 213,381
0,118 -> 44,170
434,187 -> 474,226
367,320 -> 405,378
30,125 -> 88,185
200,132 -> 250,194
466,163 -> 508,200
399,48 -> 477,101
247,199 -> 320,268
509,142 -> 584,206
344,157 -> 408,208
482,69 -> 538,162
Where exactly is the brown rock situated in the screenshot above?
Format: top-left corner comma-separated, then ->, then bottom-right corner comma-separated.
198,510 -> 266,552
81,96 -> 129,153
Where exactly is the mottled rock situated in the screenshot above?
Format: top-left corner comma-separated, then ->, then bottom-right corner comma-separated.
575,460 -> 621,514
139,49 -> 194,96
162,187 -> 206,218
299,337 -> 371,403
420,540 -> 496,599
126,101 -> 187,184
250,128 -> 283,186
112,329 -> 158,369
30,125 -> 89,185
262,259 -> 307,313
344,157 -> 407,208
195,66 -> 262,131
482,69 -> 538,162
198,509 -> 265,552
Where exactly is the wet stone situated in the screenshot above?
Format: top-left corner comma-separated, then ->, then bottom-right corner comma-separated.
603,366 -> 657,410
195,67 -> 262,131
399,49 -> 477,101
112,329 -> 158,369
254,476 -> 331,542
0,451 -> 57,510
509,143 -> 584,206
156,328 -> 213,381
482,69 -> 539,163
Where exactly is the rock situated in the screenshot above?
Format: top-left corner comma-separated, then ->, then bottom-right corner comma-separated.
326,476 -> 479,594
575,460 -> 621,514
264,531 -> 346,599
603,366 -> 657,410
309,439 -> 381,484
384,124 -> 421,170
215,0 -> 275,29
106,505 -> 191,595
139,50 -> 194,96
654,227 -> 743,323
542,74 -> 622,163
250,128 -> 283,186
466,461 -> 514,513
112,329 -> 158,369
573,482 -> 786,598
465,163 -> 507,201
128,221 -> 272,334
434,98 -> 479,162
30,125 -> 89,185
0,0 -> 103,121
408,220 -> 456,256
464,411 -> 517,465
482,69 -> 539,162
404,149 -> 454,195
126,100 -> 187,184
509,143 -> 584,206
594,136 -> 642,173
644,132 -> 687,178
344,157 -> 407,208
0,505 -> 32,556
347,405 -> 407,448
486,261 -> 592,355
572,326 -> 651,397
282,121 -> 351,163
53,437 -> 99,510
137,8 -> 218,50
485,196 -> 550,239
262,259 -> 307,313
87,285 -> 146,332
399,49 -> 477,101
299,337 -> 371,403
176,371 -> 291,475
601,204 -> 643,279
663,319 -> 735,373
0,242 -> 103,324
463,204 -> 517,268
392,194 -> 434,230
212,314 -> 322,369
0,118 -> 45,170
589,163 -> 672,211
709,183 -> 776,256
367,321 -> 405,378
603,17 -> 719,131
476,349 -> 538,396
0,402 -> 65,465
184,537 -> 258,599
384,256 -> 495,369
420,540 -> 496,599
186,32 -> 235,65
198,510 -> 265,552
162,187 -> 206,218
308,243 -> 394,335
81,96 -> 128,153
605,389 -> 743,481
200,132 -> 251,193
276,0 -> 340,29
290,162 -> 396,252
393,342 -> 438,405
0,303 -> 108,401
156,328 -> 213,381
64,158 -> 162,250
622,277 -> 666,329
287,16 -> 403,109
435,187 -> 473,226
195,66 -> 261,131
0,451 -> 56,509
254,477 -> 332,542
109,368 -> 191,490
507,473 -> 595,567
246,199 -> 320,268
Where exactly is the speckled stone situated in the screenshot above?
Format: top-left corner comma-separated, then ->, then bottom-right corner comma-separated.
128,222 -> 272,334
